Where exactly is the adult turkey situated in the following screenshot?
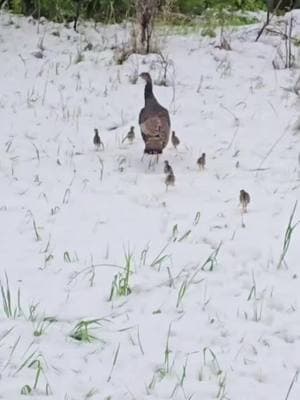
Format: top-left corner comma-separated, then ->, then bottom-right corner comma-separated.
139,72 -> 170,154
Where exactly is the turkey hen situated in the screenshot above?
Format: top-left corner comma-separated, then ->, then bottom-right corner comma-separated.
139,72 -> 170,154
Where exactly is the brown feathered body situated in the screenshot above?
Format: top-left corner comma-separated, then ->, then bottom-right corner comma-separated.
164,160 -> 173,175
165,172 -> 175,190
139,73 -> 170,154
240,189 -> 250,212
197,153 -> 206,170
171,131 -> 180,149
127,126 -> 135,143
93,128 -> 103,150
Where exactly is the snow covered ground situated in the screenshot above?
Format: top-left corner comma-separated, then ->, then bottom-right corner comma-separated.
0,9 -> 300,400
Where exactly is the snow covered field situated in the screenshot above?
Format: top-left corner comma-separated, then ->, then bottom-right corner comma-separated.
0,9 -> 300,399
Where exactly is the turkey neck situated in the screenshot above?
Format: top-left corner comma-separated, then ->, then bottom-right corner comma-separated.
144,80 -> 157,106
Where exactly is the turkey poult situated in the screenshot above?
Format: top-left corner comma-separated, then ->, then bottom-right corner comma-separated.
165,171 -> 175,191
139,72 -> 171,155
240,189 -> 250,213
127,126 -> 135,143
122,126 -> 135,144
93,128 -> 104,151
171,131 -> 180,149
164,160 -> 173,175
197,153 -> 206,170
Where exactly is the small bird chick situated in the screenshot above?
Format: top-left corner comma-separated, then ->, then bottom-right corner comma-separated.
122,126 -> 135,144
127,126 -> 135,143
171,130 -> 180,149
165,172 -> 175,191
239,189 -> 250,213
197,153 -> 206,170
93,128 -> 104,150
164,160 -> 173,175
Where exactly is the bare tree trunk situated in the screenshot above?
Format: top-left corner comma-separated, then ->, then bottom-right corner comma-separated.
256,0 -> 284,41
73,0 -> 81,32
134,0 -> 159,54
267,0 -> 295,11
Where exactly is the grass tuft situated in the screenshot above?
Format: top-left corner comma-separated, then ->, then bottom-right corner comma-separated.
70,319 -> 104,342
277,201 -> 299,270
109,249 -> 133,300
201,242 -> 222,272
0,273 -> 22,318
20,354 -> 52,395
150,243 -> 170,269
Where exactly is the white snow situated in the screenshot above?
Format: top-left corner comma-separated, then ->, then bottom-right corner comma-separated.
0,9 -> 300,400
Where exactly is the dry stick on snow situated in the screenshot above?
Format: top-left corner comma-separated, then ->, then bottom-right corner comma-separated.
196,75 -> 204,94
31,142 -> 40,163
5,139 -> 13,153
42,67 -> 50,106
1,334 -> 20,373
285,370 -> 299,400
27,210 -> 41,241
265,24 -> 299,42
255,0 -> 285,42
62,188 -> 71,204
107,343 -> 121,382
292,74 -> 300,95
97,157 -> 104,181
220,103 -> 240,127
18,54 -> 28,78
226,126 -> 239,151
255,126 -> 290,176
267,100 -> 278,117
